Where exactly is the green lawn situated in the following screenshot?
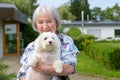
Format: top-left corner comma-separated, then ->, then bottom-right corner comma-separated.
76,52 -> 120,79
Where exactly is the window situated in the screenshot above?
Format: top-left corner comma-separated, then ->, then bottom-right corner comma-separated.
115,29 -> 120,37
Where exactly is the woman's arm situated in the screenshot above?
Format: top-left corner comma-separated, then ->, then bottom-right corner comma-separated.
32,61 -> 74,76
17,42 -> 35,80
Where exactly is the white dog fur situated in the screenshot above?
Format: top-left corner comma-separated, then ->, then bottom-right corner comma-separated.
26,32 -> 63,80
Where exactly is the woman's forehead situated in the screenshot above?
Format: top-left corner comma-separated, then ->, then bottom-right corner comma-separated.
37,13 -> 54,19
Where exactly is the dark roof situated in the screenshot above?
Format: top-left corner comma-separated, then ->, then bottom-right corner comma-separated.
0,3 -> 28,24
62,21 -> 120,27
0,3 -> 18,9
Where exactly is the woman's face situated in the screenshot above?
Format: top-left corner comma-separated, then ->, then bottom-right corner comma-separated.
36,14 -> 57,34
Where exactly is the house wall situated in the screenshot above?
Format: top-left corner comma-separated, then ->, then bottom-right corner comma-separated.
0,21 -> 3,58
83,26 -> 120,40
83,26 -> 114,40
101,27 -> 114,39
63,25 -> 120,40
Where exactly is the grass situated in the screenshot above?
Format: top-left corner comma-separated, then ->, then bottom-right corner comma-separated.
0,63 -> 16,80
76,52 -> 120,79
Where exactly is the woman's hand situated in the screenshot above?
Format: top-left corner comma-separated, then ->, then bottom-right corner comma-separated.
32,59 -> 74,76
32,59 -> 47,73
20,78 -> 26,80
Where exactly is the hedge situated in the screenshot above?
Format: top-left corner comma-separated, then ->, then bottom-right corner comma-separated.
66,26 -> 94,50
0,63 -> 16,80
84,43 -> 120,70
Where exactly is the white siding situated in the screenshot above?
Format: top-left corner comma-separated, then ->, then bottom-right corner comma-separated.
63,25 -> 120,40
81,26 -> 120,40
0,21 -> 3,58
101,27 -> 114,39
87,29 -> 101,38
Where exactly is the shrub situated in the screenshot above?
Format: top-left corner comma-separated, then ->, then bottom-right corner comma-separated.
0,63 -> 16,80
79,34 -> 94,50
109,49 -> 120,70
20,22 -> 38,47
66,26 -> 81,39
58,26 -> 65,34
66,26 -> 81,49
84,43 -> 120,70
66,26 -> 94,50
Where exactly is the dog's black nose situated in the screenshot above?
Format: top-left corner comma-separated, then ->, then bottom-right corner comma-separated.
49,41 -> 52,44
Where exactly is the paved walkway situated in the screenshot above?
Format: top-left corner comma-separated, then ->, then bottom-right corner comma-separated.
0,56 -> 120,80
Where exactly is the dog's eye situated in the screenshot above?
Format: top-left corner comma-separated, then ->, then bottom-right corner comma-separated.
44,37 -> 47,40
52,37 -> 54,39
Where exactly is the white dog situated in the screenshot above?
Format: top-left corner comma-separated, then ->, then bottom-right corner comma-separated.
26,32 -> 63,80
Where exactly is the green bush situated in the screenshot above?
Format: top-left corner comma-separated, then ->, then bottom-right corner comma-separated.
66,26 -> 94,50
76,52 -> 120,78
109,49 -> 120,70
66,26 -> 81,49
58,26 -> 65,34
0,63 -> 16,80
20,22 -> 38,47
84,43 -> 120,70
66,26 -> 81,39
72,34 -> 94,51
79,34 -> 94,50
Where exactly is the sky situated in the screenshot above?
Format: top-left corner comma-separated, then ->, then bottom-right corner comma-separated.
37,0 -> 120,10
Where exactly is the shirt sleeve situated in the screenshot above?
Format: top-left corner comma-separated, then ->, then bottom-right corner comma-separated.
61,35 -> 79,73
17,42 -> 34,80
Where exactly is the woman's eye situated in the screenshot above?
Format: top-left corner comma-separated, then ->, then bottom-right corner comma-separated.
47,21 -> 52,23
38,21 -> 43,24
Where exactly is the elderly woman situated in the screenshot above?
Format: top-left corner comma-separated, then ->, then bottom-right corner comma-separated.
17,4 -> 79,80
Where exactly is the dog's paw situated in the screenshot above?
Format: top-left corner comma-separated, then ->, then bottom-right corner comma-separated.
52,60 -> 63,73
27,58 -> 38,67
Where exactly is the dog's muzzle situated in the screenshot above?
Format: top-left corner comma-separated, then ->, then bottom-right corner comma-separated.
49,41 -> 52,45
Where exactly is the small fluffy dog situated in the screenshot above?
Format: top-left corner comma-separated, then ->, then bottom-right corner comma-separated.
26,32 -> 63,80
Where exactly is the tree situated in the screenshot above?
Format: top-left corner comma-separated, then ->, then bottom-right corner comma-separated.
58,5 -> 76,20
112,3 -> 120,21
0,0 -> 38,16
90,7 -> 102,21
70,0 -> 91,20
103,7 -> 113,20
20,23 -> 38,47
89,3 -> 120,21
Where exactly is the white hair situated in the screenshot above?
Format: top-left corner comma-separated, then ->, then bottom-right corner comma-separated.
32,5 -> 61,32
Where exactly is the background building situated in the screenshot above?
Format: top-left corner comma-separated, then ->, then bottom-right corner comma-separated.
0,3 -> 27,58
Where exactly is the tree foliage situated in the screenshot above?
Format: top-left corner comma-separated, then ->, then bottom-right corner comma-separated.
69,0 -> 91,20
0,0 -> 38,16
58,5 -> 76,20
103,3 -> 120,21
20,23 -> 38,47
90,7 -> 102,21
90,3 -> 120,21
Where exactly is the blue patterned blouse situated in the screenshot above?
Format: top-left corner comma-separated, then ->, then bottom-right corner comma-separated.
17,33 -> 79,80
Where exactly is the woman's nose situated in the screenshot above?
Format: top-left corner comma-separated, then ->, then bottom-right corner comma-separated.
43,22 -> 48,29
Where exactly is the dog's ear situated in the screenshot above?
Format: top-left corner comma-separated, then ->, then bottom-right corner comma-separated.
34,35 -> 42,52
53,33 -> 61,49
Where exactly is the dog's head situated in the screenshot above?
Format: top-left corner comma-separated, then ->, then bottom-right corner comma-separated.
34,32 -> 60,52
